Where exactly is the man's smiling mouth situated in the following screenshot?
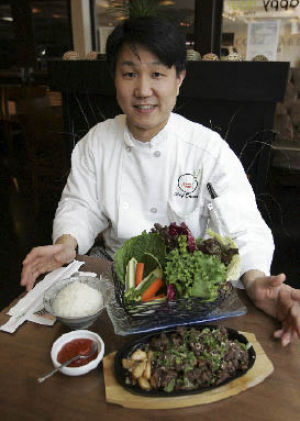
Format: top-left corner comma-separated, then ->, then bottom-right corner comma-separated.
134,104 -> 156,110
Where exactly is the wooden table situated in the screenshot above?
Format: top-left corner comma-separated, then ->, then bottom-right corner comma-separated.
0,256 -> 299,421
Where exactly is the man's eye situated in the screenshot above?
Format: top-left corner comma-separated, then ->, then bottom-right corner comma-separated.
152,72 -> 162,78
124,72 -> 135,78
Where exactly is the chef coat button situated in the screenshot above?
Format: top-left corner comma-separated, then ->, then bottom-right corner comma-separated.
150,207 -> 157,213
122,202 -> 129,210
153,150 -> 161,157
126,146 -> 132,152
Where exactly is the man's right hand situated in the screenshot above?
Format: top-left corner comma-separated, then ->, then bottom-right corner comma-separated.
20,236 -> 77,291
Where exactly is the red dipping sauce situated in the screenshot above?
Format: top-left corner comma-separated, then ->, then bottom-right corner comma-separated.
57,338 -> 98,367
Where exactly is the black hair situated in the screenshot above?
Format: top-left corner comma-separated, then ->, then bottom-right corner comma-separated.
106,16 -> 187,77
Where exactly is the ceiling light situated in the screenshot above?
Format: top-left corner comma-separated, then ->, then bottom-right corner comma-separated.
159,1 -> 175,6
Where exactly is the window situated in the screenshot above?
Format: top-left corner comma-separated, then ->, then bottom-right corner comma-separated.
222,0 -> 300,65
31,0 -> 72,61
0,2 -> 15,68
0,0 -> 72,70
94,0 -> 195,53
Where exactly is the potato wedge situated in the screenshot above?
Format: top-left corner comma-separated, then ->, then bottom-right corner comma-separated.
131,350 -> 147,361
132,360 -> 146,379
121,358 -> 134,370
143,360 -> 151,380
150,375 -> 157,389
147,350 -> 153,361
138,376 -> 151,391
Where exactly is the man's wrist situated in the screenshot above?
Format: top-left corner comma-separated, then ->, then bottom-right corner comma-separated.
241,269 -> 266,289
55,234 -> 78,252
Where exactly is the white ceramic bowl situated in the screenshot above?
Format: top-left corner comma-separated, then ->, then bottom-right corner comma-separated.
51,330 -> 105,376
44,275 -> 112,330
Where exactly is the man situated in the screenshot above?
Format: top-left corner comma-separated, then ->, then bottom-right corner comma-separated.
21,17 -> 300,345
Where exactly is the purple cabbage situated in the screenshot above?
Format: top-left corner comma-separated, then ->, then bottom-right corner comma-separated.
167,284 -> 176,300
168,222 -> 196,252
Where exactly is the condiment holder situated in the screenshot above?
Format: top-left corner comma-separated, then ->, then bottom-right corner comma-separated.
51,330 -> 105,376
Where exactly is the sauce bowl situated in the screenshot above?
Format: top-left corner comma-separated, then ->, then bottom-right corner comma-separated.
51,330 -> 105,376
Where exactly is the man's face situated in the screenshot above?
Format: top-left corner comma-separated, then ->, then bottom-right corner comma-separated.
114,43 -> 185,142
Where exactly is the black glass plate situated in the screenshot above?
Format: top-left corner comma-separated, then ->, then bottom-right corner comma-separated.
114,325 -> 256,397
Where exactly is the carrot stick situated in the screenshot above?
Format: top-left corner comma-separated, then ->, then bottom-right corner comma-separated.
135,262 -> 144,286
141,278 -> 163,302
142,293 -> 166,302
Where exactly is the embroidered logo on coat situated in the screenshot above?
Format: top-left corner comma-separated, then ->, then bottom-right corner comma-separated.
175,171 -> 201,198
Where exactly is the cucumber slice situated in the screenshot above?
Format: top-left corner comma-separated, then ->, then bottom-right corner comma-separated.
125,257 -> 138,290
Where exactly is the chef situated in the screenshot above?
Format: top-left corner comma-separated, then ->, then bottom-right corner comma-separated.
21,16 -> 300,346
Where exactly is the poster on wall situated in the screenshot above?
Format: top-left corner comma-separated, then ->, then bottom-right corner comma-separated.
246,20 -> 281,61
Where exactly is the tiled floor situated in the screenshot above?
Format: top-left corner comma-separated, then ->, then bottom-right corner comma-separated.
0,145 -> 299,311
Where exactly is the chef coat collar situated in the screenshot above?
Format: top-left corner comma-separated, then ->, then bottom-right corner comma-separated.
123,113 -> 174,148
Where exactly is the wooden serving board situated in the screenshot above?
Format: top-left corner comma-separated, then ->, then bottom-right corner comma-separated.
103,332 -> 274,409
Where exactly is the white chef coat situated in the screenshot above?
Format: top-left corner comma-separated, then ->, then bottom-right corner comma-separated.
53,112 -> 274,277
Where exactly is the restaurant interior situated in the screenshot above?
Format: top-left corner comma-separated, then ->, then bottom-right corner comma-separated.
0,0 -> 299,311
1,1 -> 300,419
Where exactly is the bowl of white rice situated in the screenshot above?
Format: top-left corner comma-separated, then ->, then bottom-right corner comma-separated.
44,275 -> 111,329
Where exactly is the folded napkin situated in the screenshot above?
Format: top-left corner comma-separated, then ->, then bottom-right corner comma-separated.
0,260 -> 84,334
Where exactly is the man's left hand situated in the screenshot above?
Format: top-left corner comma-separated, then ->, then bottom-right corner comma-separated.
242,271 -> 300,346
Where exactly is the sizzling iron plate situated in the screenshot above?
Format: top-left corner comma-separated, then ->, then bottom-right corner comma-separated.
114,325 -> 256,397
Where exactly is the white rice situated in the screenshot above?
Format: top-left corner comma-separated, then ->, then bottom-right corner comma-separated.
53,281 -> 103,318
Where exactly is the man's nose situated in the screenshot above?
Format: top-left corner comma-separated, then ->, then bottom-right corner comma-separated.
134,75 -> 152,97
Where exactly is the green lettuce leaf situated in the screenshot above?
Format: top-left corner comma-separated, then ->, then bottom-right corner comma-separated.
140,252 -> 162,277
165,235 -> 227,300
205,229 -> 240,281
226,253 -> 241,281
206,229 -> 238,250
114,231 -> 166,284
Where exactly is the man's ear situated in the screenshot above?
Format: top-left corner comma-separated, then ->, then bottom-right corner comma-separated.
177,69 -> 186,88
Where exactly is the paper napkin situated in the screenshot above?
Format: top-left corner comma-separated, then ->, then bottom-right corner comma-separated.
0,260 -> 84,333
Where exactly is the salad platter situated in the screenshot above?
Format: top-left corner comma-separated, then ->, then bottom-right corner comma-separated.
107,223 -> 247,335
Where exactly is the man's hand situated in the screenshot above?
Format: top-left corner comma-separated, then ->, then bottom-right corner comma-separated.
242,270 -> 300,346
20,235 -> 77,291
